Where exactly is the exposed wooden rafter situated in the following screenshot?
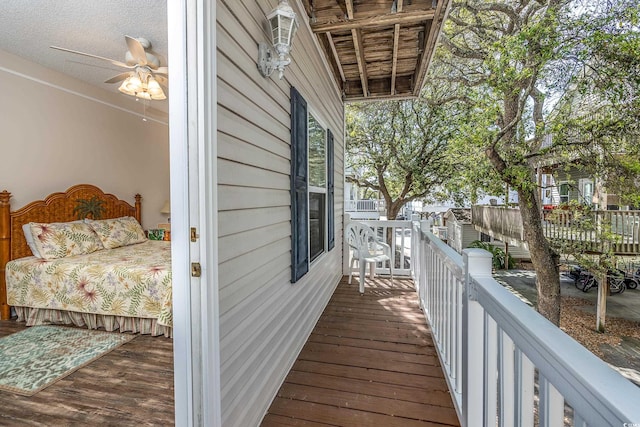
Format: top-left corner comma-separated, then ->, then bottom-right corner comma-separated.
352,28 -> 368,97
390,0 -> 403,96
344,0 -> 368,98
412,0 -> 445,96
310,9 -> 436,33
326,32 -> 346,82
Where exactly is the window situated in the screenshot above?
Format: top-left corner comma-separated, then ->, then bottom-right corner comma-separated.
559,182 -> 570,204
290,87 -> 335,283
308,114 -> 326,262
579,179 -> 594,206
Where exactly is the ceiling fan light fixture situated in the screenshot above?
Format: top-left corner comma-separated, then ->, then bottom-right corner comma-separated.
118,71 -> 166,100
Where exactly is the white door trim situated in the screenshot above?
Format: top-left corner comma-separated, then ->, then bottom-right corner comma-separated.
168,0 -> 221,426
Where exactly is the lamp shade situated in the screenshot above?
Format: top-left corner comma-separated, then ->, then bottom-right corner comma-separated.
267,0 -> 298,57
160,200 -> 171,215
118,68 -> 167,101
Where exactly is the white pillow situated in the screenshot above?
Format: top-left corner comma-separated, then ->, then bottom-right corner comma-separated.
22,223 -> 41,258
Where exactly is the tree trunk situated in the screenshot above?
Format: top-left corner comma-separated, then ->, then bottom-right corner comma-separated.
518,185 -> 561,325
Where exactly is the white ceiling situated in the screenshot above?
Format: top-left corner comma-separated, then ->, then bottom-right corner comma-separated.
0,0 -> 168,110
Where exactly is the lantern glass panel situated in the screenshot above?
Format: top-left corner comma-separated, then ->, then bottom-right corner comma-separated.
276,16 -> 294,45
269,16 -> 280,44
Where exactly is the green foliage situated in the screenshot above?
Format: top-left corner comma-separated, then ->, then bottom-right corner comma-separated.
73,196 -> 106,220
468,240 -> 516,270
345,84 -> 467,218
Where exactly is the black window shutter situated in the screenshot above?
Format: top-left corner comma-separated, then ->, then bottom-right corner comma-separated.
290,87 -> 309,283
327,129 -> 335,251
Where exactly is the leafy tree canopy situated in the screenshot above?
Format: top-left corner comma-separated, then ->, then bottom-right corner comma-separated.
345,83 -> 468,218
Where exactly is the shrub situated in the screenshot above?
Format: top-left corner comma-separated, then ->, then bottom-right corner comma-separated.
468,240 -> 516,270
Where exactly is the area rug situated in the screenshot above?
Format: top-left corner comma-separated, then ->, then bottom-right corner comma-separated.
0,325 -> 134,396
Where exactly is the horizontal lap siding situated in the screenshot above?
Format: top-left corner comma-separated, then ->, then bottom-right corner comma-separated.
217,1 -> 344,426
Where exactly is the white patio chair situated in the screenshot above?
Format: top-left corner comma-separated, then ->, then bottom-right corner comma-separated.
345,221 -> 393,294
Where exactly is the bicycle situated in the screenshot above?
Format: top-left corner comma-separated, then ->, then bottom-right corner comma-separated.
577,273 -> 597,292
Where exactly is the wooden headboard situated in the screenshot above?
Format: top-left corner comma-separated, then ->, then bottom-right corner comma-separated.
0,184 -> 142,320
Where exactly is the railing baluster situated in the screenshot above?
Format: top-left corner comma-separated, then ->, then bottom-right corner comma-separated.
455,275 -> 462,395
539,374 -> 564,427
485,314 -> 498,426
499,331 -> 515,427
515,350 -> 534,427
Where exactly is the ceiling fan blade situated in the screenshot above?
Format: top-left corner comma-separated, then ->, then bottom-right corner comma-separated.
125,35 -> 148,66
154,75 -> 168,86
155,67 -> 168,75
50,46 -> 133,69
104,72 -> 132,84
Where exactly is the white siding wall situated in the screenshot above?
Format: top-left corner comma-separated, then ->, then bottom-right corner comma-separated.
461,224 -> 480,249
217,1 -> 344,425
490,240 -> 531,259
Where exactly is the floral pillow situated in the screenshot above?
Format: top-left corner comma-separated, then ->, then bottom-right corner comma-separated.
87,216 -> 147,249
29,221 -> 104,260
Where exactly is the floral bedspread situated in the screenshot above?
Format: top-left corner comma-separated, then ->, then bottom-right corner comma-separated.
6,240 -> 172,327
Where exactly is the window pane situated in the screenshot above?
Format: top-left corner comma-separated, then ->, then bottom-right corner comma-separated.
308,115 -> 326,187
309,193 -> 325,262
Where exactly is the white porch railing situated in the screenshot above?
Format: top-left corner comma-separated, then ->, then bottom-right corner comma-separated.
344,219 -> 413,277
411,220 -> 640,426
344,199 -> 385,213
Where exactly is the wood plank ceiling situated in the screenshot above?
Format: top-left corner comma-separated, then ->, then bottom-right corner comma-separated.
300,0 -> 451,101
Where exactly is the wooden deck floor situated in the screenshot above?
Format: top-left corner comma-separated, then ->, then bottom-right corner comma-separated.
0,320 -> 174,426
262,276 -> 460,427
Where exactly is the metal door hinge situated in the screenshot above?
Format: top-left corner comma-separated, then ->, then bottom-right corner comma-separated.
191,262 -> 202,277
191,227 -> 199,242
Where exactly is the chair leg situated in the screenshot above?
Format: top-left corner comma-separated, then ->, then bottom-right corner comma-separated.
359,260 -> 366,294
349,257 -> 357,284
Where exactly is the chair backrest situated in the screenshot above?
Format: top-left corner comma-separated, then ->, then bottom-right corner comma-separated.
345,221 -> 377,255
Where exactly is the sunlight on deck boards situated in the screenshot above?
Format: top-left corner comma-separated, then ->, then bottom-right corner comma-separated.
262,276 -> 460,427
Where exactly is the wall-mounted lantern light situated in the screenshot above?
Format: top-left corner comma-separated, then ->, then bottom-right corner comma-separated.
258,0 -> 298,79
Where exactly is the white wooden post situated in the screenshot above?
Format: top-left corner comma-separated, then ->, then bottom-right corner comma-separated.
343,213 -> 351,276
462,248 -> 493,427
421,219 -> 433,233
596,270 -> 608,332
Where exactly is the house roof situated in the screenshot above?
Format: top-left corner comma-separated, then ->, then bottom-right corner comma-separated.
300,0 -> 451,102
445,208 -> 472,223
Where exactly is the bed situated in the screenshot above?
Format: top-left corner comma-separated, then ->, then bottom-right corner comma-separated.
0,184 -> 172,337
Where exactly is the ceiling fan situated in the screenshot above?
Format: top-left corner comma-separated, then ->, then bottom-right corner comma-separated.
51,35 -> 168,101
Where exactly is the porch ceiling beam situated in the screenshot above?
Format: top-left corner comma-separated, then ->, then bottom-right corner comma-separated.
310,9 -> 436,33
343,0 -> 368,98
391,24 -> 400,95
352,28 -> 369,97
390,0 -> 403,95
326,32 -> 346,82
412,0 -> 445,96
344,0 -> 354,20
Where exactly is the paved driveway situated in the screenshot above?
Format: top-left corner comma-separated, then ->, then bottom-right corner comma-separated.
493,269 -> 640,322
494,269 -> 640,385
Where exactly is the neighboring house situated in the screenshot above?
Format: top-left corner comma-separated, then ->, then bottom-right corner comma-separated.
0,1 -> 451,426
344,168 -> 383,219
445,208 -> 530,259
444,209 -> 479,254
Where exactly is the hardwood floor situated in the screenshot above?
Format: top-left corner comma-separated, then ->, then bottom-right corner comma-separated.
0,320 -> 174,426
261,277 -> 461,426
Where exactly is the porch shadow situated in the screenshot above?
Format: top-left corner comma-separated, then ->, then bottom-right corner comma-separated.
262,276 -> 460,426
